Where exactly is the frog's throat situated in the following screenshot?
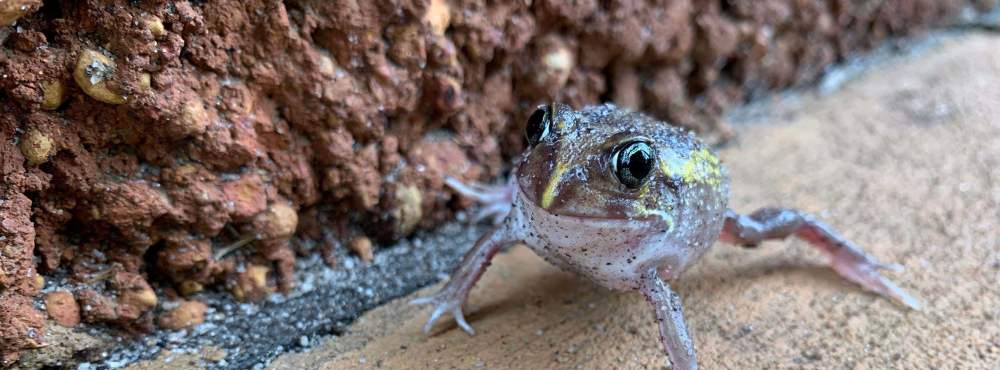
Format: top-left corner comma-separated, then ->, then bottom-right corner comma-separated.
540,161 -> 570,209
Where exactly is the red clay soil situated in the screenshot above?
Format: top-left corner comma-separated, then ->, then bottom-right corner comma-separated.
0,0 -> 994,365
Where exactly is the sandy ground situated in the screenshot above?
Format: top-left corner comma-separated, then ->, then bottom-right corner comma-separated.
263,32 -> 1000,370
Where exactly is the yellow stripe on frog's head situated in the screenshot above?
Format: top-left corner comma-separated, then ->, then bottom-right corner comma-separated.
680,148 -> 722,186
658,158 -> 674,178
540,161 -> 570,209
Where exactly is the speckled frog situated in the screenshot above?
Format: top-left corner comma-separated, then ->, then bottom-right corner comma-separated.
412,103 -> 919,369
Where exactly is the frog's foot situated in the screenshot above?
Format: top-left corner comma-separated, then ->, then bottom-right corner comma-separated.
410,223 -> 516,335
409,284 -> 476,334
721,208 -> 921,310
641,268 -> 697,370
444,176 -> 513,224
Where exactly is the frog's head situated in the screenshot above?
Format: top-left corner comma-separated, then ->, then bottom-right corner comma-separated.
515,103 -> 729,230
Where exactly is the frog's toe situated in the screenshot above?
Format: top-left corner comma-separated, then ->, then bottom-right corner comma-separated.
411,292 -> 478,335
831,256 -> 921,310
473,202 -> 511,225
421,304 -> 449,333
408,295 -> 434,306
444,176 -> 513,220
453,307 -> 476,335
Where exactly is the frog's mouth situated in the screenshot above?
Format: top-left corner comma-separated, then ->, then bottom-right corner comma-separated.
515,183 -> 670,228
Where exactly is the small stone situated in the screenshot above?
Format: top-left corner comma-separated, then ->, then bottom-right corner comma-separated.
138,73 -> 151,90
40,80 -> 65,110
316,51 -> 337,78
18,129 -> 55,166
230,264 -> 273,301
76,289 -> 118,323
178,280 -> 203,296
257,203 -> 298,239
229,285 -> 245,301
143,15 -> 165,38
122,287 -> 158,310
541,41 -> 574,89
424,0 -> 451,36
44,291 -> 80,327
73,49 -> 127,105
158,300 -> 207,330
348,236 -> 374,263
0,0 -> 41,26
178,99 -> 208,136
114,272 -> 158,320
201,346 -> 227,362
392,185 -> 423,237
247,264 -> 270,290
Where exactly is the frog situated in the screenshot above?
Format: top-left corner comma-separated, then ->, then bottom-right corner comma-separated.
411,103 -> 920,369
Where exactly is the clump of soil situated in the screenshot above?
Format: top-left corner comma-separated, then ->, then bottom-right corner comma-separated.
0,0 -> 993,365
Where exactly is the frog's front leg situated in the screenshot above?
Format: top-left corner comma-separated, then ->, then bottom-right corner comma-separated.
444,176 -> 514,224
410,223 -> 518,334
720,208 -> 921,309
641,268 -> 697,370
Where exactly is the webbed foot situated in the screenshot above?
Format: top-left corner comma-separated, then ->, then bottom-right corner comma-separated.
409,284 -> 476,335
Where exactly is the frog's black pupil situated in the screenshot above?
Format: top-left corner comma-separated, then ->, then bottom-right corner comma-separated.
525,107 -> 548,147
615,141 -> 654,189
627,148 -> 652,179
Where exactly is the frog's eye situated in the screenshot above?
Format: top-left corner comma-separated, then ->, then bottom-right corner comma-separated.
525,105 -> 550,147
611,140 -> 655,189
